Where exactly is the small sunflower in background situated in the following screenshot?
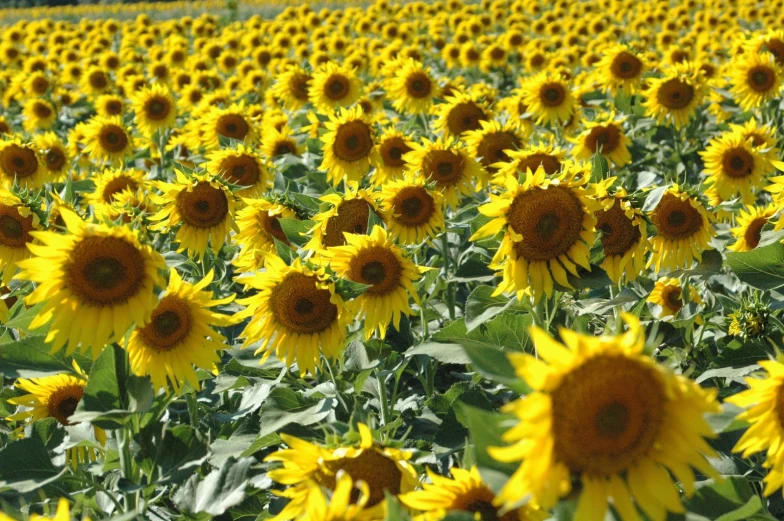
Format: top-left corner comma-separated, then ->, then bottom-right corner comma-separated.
700,132 -> 766,203
261,125 -> 303,160
306,184 -> 381,252
22,98 -> 57,132
647,185 -> 715,272
471,165 -> 598,303
490,140 -> 567,184
643,61 -> 706,129
324,226 -> 424,339
8,363 -> 107,467
730,51 -> 783,111
380,175 -> 445,245
81,115 -> 135,166
433,91 -> 491,139
594,43 -> 647,96
125,269 -> 235,393
571,113 -> 632,167
236,256 -> 350,376
0,138 -> 46,189
384,58 -> 439,114
404,136 -> 485,209
233,198 -> 298,273
199,102 -> 258,149
728,118 -> 779,175
0,188 -> 40,284
205,145 -> 270,197
647,276 -> 703,318
131,82 -> 177,138
266,424 -> 418,521
34,132 -> 69,181
87,168 -> 147,208
309,62 -> 362,113
371,128 -> 414,185
520,72 -> 576,125
400,466 -> 547,521
490,315 -> 719,521
593,183 -> 648,284
150,170 -> 237,258
463,119 -> 524,175
15,208 -> 165,358
320,106 -> 379,185
273,65 -> 313,110
95,94 -> 125,117
729,205 -> 777,252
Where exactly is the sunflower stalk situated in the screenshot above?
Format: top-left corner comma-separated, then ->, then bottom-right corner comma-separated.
441,231 -> 456,321
117,425 -> 135,513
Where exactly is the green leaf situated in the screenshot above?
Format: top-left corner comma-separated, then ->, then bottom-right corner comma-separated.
695,364 -> 759,384
272,237 -> 297,266
79,345 -> 123,412
464,285 -> 517,331
156,425 -> 210,484
405,342 -> 472,364
461,343 -> 527,392
1,302 -> 46,331
257,392 -> 335,438
173,457 -> 252,515
32,418 -> 66,451
642,185 -> 667,213
685,478 -> 777,521
278,218 -> 314,247
0,335 -> 75,378
727,241 -> 784,290
461,405 -> 518,479
590,151 -> 609,183
0,438 -> 64,493
368,208 -> 384,231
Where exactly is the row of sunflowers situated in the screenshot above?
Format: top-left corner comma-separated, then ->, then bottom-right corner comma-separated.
4,0 -> 784,520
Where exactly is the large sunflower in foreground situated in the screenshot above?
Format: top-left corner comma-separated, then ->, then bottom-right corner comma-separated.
404,137 -> 485,209
302,474 -> 369,521
471,166 -> 598,303
0,188 -> 39,284
16,208 -> 164,358
81,115 -> 135,166
324,226 -> 424,339
593,185 -> 648,284
8,364 -> 107,467
126,269 -> 235,393
729,205 -> 776,252
380,175 -> 445,245
205,145 -> 270,197
320,106 -> 379,186
266,423 -> 418,521
150,171 -> 237,258
400,466 -> 546,521
726,360 -> 784,496
647,185 -> 714,272
729,51 -> 783,112
130,82 -> 177,138
236,256 -> 350,376
490,315 -> 719,521
642,62 -> 706,129
700,132 -> 766,203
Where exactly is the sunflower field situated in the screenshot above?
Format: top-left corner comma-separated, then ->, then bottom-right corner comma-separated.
8,0 -> 784,520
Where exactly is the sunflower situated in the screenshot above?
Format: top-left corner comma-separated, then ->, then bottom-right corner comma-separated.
520,72 -> 576,125
0,139 -> 46,190
404,137 -> 485,209
385,59 -> 439,114
463,119 -> 523,175
593,186 -> 648,284
700,132 -> 766,203
489,315 -> 720,521
728,118 -> 779,174
371,128 -> 414,186
324,226 -> 423,339
400,466 -> 546,521
433,91 -> 491,139
320,106 -> 379,186
126,269 -> 234,393
34,132 -> 69,181
87,168 -> 147,208
305,184 -> 381,253
200,102 -> 258,150
266,424 -> 417,521
302,474 -> 369,521
309,62 -> 362,113
380,175 -> 445,245
95,94 -> 125,117
595,44 -> 647,96
571,113 -> 632,167
273,65 -> 313,110
15,208 -> 165,358
205,145 -> 270,197
471,166 -> 598,302
647,276 -> 703,318
490,140 -> 567,185
8,364 -> 107,467
729,205 -> 777,252
0,188 -> 39,284
261,125 -> 303,160
643,61 -> 706,129
647,185 -> 715,272
235,256 -> 350,376
81,115 -> 135,166
726,360 -> 784,496
22,98 -> 57,132
130,82 -> 177,138
730,51 -> 783,111
149,171 -> 237,258
233,198 -> 298,270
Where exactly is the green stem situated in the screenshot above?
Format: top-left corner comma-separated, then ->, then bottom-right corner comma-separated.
324,359 -> 349,414
118,426 -> 134,513
441,232 -> 456,320
185,391 -> 199,429
377,373 -> 392,434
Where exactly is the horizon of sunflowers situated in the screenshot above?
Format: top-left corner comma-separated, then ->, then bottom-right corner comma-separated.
4,0 -> 784,520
